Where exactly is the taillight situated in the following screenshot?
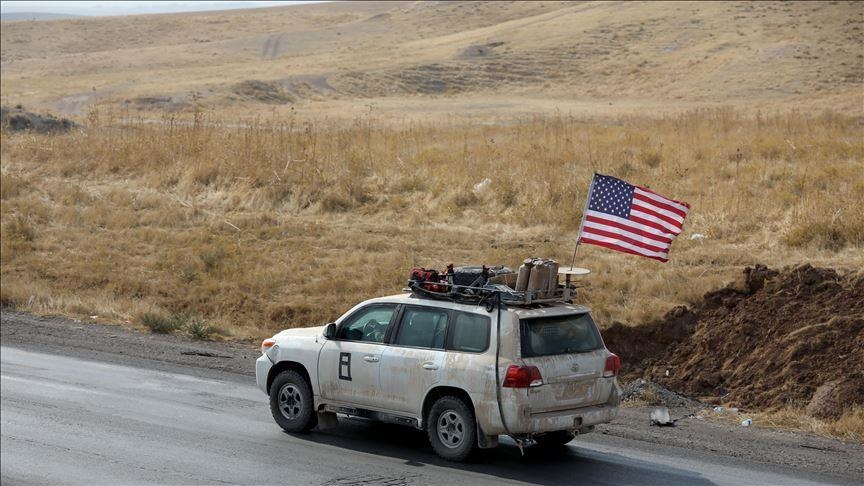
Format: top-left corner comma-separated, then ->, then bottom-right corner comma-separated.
261,338 -> 276,355
503,364 -> 543,388
603,353 -> 620,378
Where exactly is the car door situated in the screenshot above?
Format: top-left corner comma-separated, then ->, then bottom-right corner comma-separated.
377,305 -> 449,414
318,303 -> 397,409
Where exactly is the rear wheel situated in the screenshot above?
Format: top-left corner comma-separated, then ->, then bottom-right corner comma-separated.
426,396 -> 477,461
534,430 -> 576,447
269,370 -> 317,433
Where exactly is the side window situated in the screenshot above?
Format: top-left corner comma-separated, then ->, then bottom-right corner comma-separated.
448,312 -> 490,353
337,305 -> 396,343
393,307 -> 448,349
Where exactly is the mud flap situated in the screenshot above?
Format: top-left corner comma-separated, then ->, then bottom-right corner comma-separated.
316,411 -> 339,430
476,424 -> 499,449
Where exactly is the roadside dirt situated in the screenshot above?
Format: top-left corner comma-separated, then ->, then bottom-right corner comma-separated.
2,308 -> 862,481
0,309 -> 259,383
603,264 -> 864,419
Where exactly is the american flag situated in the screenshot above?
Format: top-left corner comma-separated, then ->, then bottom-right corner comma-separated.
577,173 -> 690,262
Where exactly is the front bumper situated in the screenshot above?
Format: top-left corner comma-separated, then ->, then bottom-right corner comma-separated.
255,354 -> 273,394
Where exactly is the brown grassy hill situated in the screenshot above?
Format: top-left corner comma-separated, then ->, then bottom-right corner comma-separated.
1,1 -> 861,118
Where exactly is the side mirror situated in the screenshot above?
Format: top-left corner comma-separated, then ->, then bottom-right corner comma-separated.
323,323 -> 336,339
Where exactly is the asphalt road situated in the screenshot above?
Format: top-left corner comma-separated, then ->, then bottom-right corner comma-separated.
1,345 -> 858,486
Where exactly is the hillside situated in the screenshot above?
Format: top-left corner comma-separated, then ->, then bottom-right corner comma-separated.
1,1 -> 861,118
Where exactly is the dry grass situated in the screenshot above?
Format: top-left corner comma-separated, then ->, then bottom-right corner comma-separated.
1,108 -> 862,340
702,405 -> 864,443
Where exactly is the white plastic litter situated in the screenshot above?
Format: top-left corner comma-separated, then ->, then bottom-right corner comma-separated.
713,407 -> 739,414
650,407 -> 674,426
473,178 -> 492,193
690,233 -> 706,241
741,419 -> 753,427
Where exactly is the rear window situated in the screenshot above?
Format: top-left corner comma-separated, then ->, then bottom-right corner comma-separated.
394,307 -> 448,349
520,313 -> 603,357
448,312 -> 490,353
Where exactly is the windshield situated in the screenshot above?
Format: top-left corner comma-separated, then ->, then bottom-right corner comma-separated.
520,313 -> 603,357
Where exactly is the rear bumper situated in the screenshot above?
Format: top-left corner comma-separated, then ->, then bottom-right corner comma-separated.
255,354 -> 272,394
525,403 -> 619,434
477,379 -> 622,436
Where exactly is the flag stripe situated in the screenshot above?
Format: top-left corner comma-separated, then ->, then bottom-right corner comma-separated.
629,208 -> 683,235
584,215 -> 672,244
579,234 -> 669,259
631,203 -> 684,230
581,225 -> 669,253
635,186 -> 691,214
626,213 -> 679,237
633,192 -> 687,222
579,236 -> 669,262
585,210 -> 674,240
633,190 -> 688,219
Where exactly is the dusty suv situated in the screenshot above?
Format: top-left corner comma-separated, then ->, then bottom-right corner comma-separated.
256,293 -> 621,461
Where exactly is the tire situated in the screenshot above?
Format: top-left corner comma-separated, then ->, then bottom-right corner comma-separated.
269,370 -> 317,433
534,430 -> 575,447
426,396 -> 477,461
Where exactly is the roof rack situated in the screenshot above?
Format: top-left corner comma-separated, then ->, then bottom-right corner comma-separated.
405,267 -> 589,308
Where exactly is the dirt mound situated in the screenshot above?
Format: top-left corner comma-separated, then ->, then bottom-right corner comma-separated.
1,105 -> 75,133
603,305 -> 698,376
604,264 -> 864,417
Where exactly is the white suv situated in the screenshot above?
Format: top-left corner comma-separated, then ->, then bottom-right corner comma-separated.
256,293 -> 621,461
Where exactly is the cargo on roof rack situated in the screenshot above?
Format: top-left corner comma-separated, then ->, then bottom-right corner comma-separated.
405,261 -> 590,308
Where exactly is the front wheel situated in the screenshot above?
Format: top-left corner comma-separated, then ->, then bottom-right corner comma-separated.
426,396 -> 477,461
269,370 -> 317,433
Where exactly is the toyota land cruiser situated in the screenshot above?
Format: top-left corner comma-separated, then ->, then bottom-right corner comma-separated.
256,288 -> 621,461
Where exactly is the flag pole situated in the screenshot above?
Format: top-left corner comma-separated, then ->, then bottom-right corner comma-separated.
570,173 -> 597,269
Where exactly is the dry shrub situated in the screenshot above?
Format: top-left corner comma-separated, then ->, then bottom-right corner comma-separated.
784,195 -> 864,250
176,312 -> 215,339
139,312 -> 178,334
4,213 -> 37,241
785,219 -> 864,250
827,406 -> 864,443
0,172 -> 26,200
639,150 -> 663,168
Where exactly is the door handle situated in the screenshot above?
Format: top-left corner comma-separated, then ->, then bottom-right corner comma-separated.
422,362 -> 439,371
363,355 -> 379,363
